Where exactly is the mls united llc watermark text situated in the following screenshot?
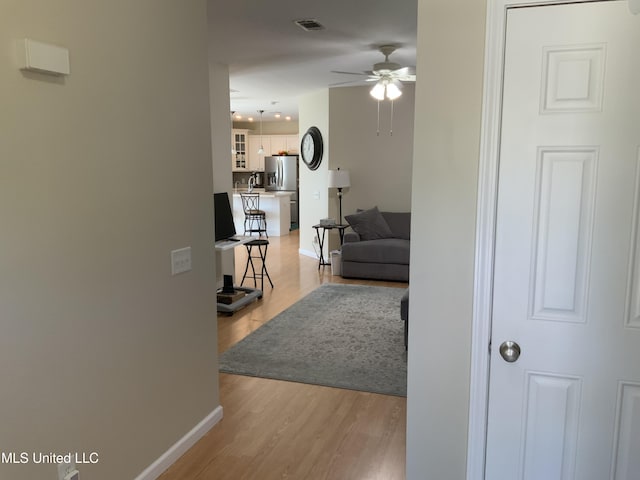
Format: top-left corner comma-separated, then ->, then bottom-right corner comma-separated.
1,451 -> 99,465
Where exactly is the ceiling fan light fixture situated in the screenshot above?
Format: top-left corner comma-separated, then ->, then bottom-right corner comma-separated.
386,81 -> 402,100
370,82 -> 386,100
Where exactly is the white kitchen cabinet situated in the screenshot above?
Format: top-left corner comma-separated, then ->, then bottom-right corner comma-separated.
231,129 -> 249,171
269,136 -> 287,155
247,135 -> 267,171
245,133 -> 300,170
265,134 -> 299,155
285,134 -> 299,153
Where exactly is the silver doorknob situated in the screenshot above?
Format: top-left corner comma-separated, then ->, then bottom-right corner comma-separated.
499,341 -> 521,363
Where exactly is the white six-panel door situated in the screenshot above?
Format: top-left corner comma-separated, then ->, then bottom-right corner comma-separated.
485,2 -> 640,479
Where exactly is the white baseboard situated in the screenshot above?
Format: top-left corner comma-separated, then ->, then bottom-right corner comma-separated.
134,405 -> 223,480
299,248 -> 318,259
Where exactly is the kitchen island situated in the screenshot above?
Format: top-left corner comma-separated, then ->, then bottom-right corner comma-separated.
232,190 -> 292,237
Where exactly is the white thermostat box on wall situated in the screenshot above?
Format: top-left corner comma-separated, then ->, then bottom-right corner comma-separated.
17,38 -> 70,75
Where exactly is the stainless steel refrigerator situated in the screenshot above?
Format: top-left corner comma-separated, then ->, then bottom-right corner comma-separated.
265,155 -> 299,225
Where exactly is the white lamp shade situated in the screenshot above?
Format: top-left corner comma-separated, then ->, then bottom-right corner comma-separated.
328,169 -> 351,189
386,81 -> 402,100
369,82 -> 386,100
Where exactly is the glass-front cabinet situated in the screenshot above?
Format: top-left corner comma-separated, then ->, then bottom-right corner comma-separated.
232,130 -> 299,172
232,129 -> 248,170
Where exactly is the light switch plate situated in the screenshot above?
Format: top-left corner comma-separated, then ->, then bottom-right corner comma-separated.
18,38 -> 70,75
57,462 -> 76,480
64,470 -> 80,480
171,247 -> 192,275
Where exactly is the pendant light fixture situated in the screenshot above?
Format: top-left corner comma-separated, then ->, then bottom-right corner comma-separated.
257,110 -> 264,154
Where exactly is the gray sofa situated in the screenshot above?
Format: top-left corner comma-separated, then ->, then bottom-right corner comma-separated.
341,207 -> 410,282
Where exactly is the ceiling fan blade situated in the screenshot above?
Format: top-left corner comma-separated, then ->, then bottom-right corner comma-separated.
392,66 -> 411,76
329,79 -> 364,87
331,70 -> 367,76
396,74 -> 417,82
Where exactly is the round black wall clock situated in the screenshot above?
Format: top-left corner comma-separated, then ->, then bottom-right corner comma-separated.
300,126 -> 323,170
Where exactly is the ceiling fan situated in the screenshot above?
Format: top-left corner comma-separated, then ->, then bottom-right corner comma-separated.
332,45 -> 416,100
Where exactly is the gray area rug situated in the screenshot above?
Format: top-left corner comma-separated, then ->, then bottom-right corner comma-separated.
219,283 -> 407,396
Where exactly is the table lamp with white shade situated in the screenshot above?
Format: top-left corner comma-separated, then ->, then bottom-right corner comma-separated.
328,168 -> 351,224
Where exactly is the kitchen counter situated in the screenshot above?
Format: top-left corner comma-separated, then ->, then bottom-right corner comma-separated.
232,191 -> 292,236
234,189 -> 291,198
233,187 -> 265,194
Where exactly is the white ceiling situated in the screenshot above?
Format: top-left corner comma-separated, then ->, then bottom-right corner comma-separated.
207,0 -> 418,122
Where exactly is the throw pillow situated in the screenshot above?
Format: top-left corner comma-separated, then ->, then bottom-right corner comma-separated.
345,206 -> 393,241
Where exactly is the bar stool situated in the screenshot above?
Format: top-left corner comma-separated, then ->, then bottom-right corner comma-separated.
241,239 -> 274,291
240,193 -> 268,237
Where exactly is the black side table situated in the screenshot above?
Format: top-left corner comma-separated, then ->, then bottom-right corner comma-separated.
312,224 -> 348,269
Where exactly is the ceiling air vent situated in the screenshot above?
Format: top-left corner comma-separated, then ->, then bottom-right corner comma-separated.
294,19 -> 325,32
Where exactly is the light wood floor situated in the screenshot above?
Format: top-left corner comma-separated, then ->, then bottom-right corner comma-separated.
159,231 -> 408,480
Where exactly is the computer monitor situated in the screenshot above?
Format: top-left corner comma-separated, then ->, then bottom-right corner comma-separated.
214,192 -> 237,242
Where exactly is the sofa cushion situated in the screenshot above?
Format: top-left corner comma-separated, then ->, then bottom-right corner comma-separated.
341,238 -> 410,265
381,211 -> 411,240
344,206 -> 393,241
343,231 -> 361,243
341,261 -> 409,282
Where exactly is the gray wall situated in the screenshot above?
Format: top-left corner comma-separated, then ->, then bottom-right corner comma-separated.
0,1 -> 219,479
406,0 -> 486,478
297,85 -> 415,255
329,85 -> 414,220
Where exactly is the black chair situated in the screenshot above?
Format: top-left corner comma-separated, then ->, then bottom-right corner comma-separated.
241,239 -> 274,291
240,193 -> 268,237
